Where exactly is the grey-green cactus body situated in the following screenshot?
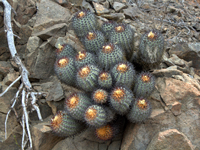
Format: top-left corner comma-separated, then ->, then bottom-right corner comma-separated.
111,61 -> 136,88
92,89 -> 108,104
138,29 -> 164,67
101,21 -> 116,39
72,10 -> 98,37
109,86 -> 134,115
65,93 -> 92,121
76,64 -> 101,92
109,23 -> 134,55
56,44 -> 76,59
54,57 -> 76,85
98,43 -> 124,71
75,51 -> 97,69
134,72 -> 155,98
51,110 -> 85,137
84,105 -> 107,127
83,30 -> 105,53
127,98 -> 152,123
98,71 -> 113,89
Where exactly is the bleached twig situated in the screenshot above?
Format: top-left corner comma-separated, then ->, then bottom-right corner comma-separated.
1,0 -> 44,149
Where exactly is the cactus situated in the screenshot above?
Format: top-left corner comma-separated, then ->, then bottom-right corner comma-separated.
76,64 -> 101,92
101,21 -> 116,39
72,10 -> 98,37
126,98 -> 152,123
98,71 -> 113,89
138,29 -> 164,69
134,71 -> 155,98
109,23 -> 134,56
98,43 -> 124,71
56,44 -> 76,59
54,57 -> 76,85
111,61 -> 136,88
84,105 -> 107,127
75,51 -> 97,69
92,89 -> 108,104
65,92 -> 92,121
109,86 -> 134,115
83,30 -> 105,53
50,110 -> 85,137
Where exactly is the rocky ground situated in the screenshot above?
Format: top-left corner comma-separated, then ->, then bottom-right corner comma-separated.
0,0 -> 200,150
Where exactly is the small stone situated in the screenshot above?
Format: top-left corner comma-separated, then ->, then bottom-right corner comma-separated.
27,36 -> 43,53
171,101 -> 182,116
113,2 -> 127,12
3,71 -> 20,87
167,54 -> 186,67
54,0 -> 68,5
82,0 -> 95,13
123,6 -> 141,19
0,61 -> 12,75
101,13 -> 125,21
93,2 -> 110,15
146,129 -> 194,150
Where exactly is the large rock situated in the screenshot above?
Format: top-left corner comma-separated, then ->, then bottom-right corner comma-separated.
146,129 -> 194,150
25,41 -> 56,79
32,0 -> 71,35
121,75 -> 200,150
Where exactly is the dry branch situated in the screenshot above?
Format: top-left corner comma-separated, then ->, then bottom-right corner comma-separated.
1,0 -> 45,149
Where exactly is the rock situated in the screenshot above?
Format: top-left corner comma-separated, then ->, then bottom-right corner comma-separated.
54,0 -> 68,5
123,6 -> 142,19
166,54 -> 186,67
2,71 -> 20,87
39,76 -> 65,102
25,41 -> 56,79
101,1 -> 110,9
121,76 -> 200,150
27,36 -> 43,53
14,0 -> 37,25
152,67 -> 183,78
113,2 -> 127,12
82,0 -> 95,13
32,120 -> 64,150
146,129 -> 194,150
171,101 -> 182,116
108,140 -> 121,150
32,23 -> 68,40
0,125 -> 22,149
32,0 -> 71,35
0,61 -> 12,75
101,13 -> 125,21
93,2 -> 110,15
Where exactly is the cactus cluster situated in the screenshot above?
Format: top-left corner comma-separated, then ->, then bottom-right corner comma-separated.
51,9 -> 163,141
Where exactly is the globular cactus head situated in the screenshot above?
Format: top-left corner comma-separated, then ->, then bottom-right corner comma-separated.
54,57 -> 76,85
109,86 -> 134,115
65,92 -> 92,121
109,23 -> 134,56
98,43 -> 124,71
95,124 -> 115,141
134,71 -> 155,98
56,44 -> 76,59
75,51 -> 97,69
72,10 -> 98,37
126,98 -> 152,123
84,105 -> 107,127
83,30 -> 105,54
92,89 -> 108,104
98,71 -> 113,89
101,21 -> 116,39
111,61 -> 136,88
138,29 -> 164,69
50,110 -> 85,137
76,64 -> 101,92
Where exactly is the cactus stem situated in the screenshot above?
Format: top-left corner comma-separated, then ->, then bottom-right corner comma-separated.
85,108 -> 97,121
112,88 -> 125,101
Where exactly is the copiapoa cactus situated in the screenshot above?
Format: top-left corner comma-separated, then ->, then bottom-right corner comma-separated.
98,71 -> 113,89
72,10 -> 98,37
50,110 -> 86,137
56,44 -> 76,59
98,43 -> 124,71
54,57 -> 76,85
127,98 -> 152,123
134,71 -> 155,98
65,92 -> 92,121
138,29 -> 164,69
